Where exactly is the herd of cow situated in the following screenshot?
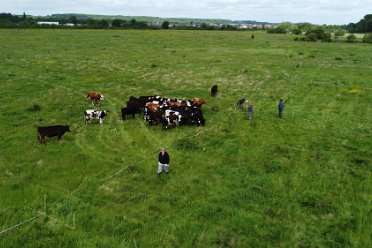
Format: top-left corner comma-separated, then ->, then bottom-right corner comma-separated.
122,95 -> 207,129
37,85 -> 218,143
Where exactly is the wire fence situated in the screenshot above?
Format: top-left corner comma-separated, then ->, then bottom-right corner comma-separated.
1,108 -> 214,235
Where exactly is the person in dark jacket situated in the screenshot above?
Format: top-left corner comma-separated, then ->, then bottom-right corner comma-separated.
278,99 -> 285,118
157,148 -> 170,177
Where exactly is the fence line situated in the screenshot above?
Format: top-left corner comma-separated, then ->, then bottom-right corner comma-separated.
38,211 -> 75,230
4,112 -> 215,234
0,216 -> 38,235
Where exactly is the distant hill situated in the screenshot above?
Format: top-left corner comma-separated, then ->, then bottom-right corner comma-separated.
46,13 -> 272,25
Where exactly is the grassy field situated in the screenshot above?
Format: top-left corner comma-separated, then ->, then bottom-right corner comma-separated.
0,29 -> 371,247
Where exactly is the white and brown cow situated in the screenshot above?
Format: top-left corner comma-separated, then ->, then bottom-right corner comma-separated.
87,92 -> 104,106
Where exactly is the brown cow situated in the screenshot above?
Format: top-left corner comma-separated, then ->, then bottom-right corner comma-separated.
87,92 -> 104,106
145,102 -> 160,110
192,97 -> 207,108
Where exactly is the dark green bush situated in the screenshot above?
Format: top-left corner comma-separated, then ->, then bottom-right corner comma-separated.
346,34 -> 357,43
305,33 -> 318,41
305,27 -> 332,42
362,33 -> 372,43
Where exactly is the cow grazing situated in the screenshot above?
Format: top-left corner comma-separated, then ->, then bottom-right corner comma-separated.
192,97 -> 207,108
186,107 -> 205,126
211,85 -> 218,97
138,95 -> 159,107
85,110 -> 109,125
145,109 -> 165,125
37,125 -> 70,143
162,111 -> 179,130
166,107 -> 205,127
121,107 -> 138,120
126,99 -> 142,114
87,92 -> 104,106
146,102 -> 161,111
237,98 -> 246,109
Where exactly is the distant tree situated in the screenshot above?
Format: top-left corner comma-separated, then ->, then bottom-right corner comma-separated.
346,34 -> 357,43
22,12 -> 26,20
362,33 -> 372,43
161,21 -> 169,29
278,22 -> 296,33
112,19 -> 124,28
292,28 -> 302,35
130,19 -> 136,26
86,18 -> 98,27
68,15 -> 78,25
297,22 -> 314,32
267,26 -> 287,34
97,19 -> 109,28
347,14 -> 372,33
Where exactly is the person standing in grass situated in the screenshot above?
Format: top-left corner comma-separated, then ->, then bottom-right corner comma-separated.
278,99 -> 285,118
157,148 -> 170,177
247,104 -> 254,121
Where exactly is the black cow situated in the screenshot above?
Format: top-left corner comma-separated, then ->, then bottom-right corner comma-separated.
138,95 -> 157,107
37,125 -> 70,143
211,85 -> 218,97
126,99 -> 142,113
189,108 -> 205,126
121,106 -> 138,120
146,109 -> 165,125
175,107 -> 205,126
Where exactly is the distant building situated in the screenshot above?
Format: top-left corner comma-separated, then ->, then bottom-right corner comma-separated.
64,23 -> 74,27
37,21 -> 59,25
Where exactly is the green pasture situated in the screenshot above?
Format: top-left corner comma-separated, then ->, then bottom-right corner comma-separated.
0,29 -> 371,247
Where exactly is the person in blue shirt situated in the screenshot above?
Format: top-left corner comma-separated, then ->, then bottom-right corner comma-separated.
278,99 -> 285,118
247,104 -> 254,121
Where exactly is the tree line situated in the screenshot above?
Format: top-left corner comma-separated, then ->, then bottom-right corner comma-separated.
0,13 -> 151,29
346,14 -> 372,33
0,13 -> 244,31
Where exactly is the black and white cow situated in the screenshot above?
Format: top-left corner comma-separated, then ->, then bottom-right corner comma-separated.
162,107 -> 205,129
162,110 -> 180,130
179,107 -> 205,126
85,110 -> 109,125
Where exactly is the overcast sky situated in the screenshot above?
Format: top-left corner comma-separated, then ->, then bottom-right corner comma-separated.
2,0 -> 371,25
